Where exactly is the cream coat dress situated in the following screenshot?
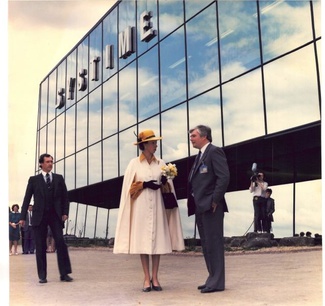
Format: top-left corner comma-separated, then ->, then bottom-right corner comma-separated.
113,155 -> 184,254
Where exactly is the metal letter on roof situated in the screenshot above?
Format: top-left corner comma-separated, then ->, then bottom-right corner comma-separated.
140,11 -> 157,42
119,26 -> 136,59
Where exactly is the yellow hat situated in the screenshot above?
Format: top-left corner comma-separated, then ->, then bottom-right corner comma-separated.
134,130 -> 162,145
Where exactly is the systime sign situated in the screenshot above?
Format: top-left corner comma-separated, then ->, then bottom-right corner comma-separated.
56,10 -> 156,109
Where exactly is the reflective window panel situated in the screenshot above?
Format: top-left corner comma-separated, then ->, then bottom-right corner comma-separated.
103,7 -> 118,81
260,0 -> 313,63
160,26 -> 186,110
264,45 -> 320,134
158,0 -> 184,40
219,1 -> 261,82
186,3 -> 220,98
223,69 -> 264,145
103,135 -> 118,181
138,46 -> 159,121
161,104 -> 188,161
119,62 -> 137,131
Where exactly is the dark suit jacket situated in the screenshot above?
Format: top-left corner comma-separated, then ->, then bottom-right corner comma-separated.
20,173 -> 70,226
188,144 -> 230,216
266,197 -> 275,222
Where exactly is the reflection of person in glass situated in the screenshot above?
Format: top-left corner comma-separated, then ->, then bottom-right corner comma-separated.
249,172 -> 268,233
265,188 -> 275,233
114,129 -> 184,292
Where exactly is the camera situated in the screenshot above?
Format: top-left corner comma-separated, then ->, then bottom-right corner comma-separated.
250,162 -> 260,182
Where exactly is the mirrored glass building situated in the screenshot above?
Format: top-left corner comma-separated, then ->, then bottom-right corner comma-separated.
36,0 -> 321,239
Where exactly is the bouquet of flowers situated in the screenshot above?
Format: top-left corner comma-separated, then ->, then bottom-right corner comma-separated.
161,163 -> 178,180
161,163 -> 178,209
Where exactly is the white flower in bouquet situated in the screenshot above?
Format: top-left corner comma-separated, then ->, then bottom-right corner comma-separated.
161,163 -> 178,180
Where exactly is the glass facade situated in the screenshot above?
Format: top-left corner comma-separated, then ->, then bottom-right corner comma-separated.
36,0 -> 321,239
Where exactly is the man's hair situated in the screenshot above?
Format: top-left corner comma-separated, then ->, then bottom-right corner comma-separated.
266,188 -> 272,195
39,153 -> 53,168
189,125 -> 212,142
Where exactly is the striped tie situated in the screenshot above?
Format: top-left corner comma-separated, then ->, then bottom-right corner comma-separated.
46,173 -> 51,188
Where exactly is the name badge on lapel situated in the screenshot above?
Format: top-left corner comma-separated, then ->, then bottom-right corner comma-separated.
199,163 -> 208,174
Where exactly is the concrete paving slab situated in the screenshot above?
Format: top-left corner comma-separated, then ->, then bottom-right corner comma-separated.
9,246 -> 322,306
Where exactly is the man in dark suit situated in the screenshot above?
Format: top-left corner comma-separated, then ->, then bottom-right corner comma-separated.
188,125 -> 230,293
23,204 -> 35,254
20,153 -> 73,284
265,188 -> 275,233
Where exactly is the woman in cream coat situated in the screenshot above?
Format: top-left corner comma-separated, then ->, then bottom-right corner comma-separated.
113,129 -> 184,292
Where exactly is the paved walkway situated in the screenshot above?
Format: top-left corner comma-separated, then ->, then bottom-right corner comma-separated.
9,246 -> 322,306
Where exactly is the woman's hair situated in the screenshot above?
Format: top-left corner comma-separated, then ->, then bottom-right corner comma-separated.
138,143 -> 145,151
11,204 -> 19,211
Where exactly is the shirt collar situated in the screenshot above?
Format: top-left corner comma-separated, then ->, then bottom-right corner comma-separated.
200,142 -> 210,155
41,170 -> 52,177
139,153 -> 157,163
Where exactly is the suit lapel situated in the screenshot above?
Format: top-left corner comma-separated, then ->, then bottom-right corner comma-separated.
194,143 -> 211,174
37,174 -> 46,197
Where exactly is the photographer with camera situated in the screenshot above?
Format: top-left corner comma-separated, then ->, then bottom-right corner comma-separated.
249,171 -> 268,233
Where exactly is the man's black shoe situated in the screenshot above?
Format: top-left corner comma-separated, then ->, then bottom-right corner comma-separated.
197,284 -> 206,290
60,275 -> 73,282
39,279 -> 47,284
201,287 -> 224,293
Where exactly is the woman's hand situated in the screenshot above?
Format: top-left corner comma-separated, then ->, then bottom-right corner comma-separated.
143,180 -> 161,190
161,176 -> 167,185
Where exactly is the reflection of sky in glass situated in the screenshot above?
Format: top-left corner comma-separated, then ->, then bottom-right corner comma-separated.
88,87 -> 102,145
38,0 -> 321,239
137,0 -> 158,54
186,4 -> 219,98
260,0 -> 313,62
103,8 -> 118,80
40,80 -> 48,127
264,45 -> 320,133
158,0 -> 183,38
103,76 -> 118,137
219,1 -> 260,80
160,27 -> 186,110
138,47 -> 159,120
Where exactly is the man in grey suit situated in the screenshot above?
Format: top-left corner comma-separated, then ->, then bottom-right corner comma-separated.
20,153 -> 72,284
188,125 -> 230,293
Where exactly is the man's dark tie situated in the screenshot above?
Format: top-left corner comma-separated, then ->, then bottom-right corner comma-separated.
189,150 -> 201,181
46,173 -> 51,188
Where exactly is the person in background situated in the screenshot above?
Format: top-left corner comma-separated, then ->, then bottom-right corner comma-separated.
46,226 -> 56,253
9,204 -> 21,255
249,171 -> 268,233
20,153 -> 73,284
23,204 -> 35,254
265,188 -> 275,233
187,125 -> 230,293
114,129 -> 184,292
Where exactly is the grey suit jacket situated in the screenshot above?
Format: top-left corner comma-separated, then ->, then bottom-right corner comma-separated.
188,143 -> 230,215
20,173 -> 70,226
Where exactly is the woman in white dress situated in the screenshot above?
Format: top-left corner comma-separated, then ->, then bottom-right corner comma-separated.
113,129 -> 184,292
